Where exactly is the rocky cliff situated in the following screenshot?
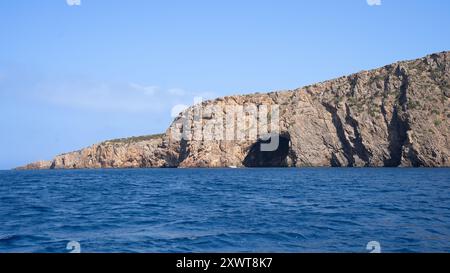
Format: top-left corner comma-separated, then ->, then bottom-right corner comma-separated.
18,51 -> 450,169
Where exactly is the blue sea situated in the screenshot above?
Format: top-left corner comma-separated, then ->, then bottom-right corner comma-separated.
0,168 -> 449,253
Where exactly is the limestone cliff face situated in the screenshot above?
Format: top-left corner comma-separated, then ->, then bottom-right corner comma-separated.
18,51 -> 450,169
18,135 -> 179,170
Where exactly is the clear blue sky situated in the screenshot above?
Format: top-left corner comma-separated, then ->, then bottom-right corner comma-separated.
0,0 -> 449,169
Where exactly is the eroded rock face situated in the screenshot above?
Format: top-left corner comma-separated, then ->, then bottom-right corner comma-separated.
18,51 -> 450,169
17,136 -> 179,170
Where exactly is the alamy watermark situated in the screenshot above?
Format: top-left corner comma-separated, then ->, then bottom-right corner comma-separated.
170,97 -> 281,151
366,241 -> 382,253
60,240 -> 379,253
66,240 -> 81,253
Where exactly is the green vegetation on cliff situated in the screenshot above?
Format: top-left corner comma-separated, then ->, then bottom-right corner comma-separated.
103,134 -> 165,144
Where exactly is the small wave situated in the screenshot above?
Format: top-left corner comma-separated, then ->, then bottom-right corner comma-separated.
0,234 -> 49,244
0,234 -> 15,241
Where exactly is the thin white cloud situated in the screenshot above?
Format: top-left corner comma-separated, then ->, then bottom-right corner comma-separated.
367,0 -> 382,6
171,104 -> 189,118
168,88 -> 186,96
66,0 -> 81,6
39,83 -> 152,113
36,81 -> 217,115
129,83 -> 159,96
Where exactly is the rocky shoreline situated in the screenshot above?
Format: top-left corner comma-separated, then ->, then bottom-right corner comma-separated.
18,51 -> 450,169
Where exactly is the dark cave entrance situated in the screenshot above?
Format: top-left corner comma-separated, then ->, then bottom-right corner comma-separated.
243,133 -> 291,167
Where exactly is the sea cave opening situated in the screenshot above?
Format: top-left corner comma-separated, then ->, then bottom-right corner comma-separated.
243,133 -> 291,167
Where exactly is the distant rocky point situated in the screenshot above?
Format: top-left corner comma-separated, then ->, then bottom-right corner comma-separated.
18,51 -> 450,169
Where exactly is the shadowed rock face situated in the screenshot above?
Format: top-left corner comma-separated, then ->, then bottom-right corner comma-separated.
243,134 -> 291,167
18,51 -> 450,169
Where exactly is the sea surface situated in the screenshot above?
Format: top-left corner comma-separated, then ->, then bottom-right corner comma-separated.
0,168 -> 449,253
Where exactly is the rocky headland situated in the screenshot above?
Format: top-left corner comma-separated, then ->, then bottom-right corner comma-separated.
18,51 -> 450,169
